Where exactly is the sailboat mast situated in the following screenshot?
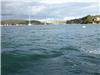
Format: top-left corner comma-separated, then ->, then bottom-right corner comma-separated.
28,6 -> 32,26
45,16 -> 47,25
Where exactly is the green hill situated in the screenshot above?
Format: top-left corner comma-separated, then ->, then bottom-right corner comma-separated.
66,15 -> 100,24
1,20 -> 43,25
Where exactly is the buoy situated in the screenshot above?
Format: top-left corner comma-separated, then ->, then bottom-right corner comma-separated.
82,26 -> 86,28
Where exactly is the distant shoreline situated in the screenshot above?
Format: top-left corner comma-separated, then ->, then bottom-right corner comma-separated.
1,15 -> 100,26
1,24 -> 100,27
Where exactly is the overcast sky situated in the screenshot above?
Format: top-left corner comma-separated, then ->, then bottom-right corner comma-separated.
1,0 -> 100,20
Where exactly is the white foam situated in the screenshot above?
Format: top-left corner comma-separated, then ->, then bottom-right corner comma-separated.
81,47 -> 100,55
82,26 -> 86,28
88,49 -> 100,54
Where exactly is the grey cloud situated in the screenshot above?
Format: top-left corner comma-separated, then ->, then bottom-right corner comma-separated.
1,1 -> 100,19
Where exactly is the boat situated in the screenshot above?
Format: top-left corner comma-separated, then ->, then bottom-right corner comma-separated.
28,16 -> 32,26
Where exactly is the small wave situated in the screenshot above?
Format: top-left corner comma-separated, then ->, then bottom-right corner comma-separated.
60,46 -> 80,51
87,49 -> 100,55
96,38 -> 100,41
81,47 -> 100,55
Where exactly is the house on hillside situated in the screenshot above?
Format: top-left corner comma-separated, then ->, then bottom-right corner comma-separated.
93,17 -> 100,24
96,17 -> 100,21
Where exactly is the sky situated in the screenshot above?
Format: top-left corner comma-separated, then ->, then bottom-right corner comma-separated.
1,0 -> 100,20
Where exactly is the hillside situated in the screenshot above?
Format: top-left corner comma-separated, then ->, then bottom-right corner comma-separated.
66,15 -> 100,24
1,15 -> 100,25
1,20 -> 43,25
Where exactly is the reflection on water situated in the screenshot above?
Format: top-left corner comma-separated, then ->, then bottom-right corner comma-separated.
1,24 -> 100,75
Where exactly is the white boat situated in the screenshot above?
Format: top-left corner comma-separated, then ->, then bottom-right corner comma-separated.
28,15 -> 32,26
28,6 -> 32,26
92,22 -> 96,24
28,23 -> 32,26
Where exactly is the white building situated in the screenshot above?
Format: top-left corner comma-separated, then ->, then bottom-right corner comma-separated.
96,17 -> 100,21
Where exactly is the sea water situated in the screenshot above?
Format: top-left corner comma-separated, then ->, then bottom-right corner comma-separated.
1,24 -> 100,75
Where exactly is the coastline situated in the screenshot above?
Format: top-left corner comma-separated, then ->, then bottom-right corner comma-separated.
1,15 -> 100,26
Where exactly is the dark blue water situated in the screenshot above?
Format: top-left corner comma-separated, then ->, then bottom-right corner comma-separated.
1,24 -> 100,75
